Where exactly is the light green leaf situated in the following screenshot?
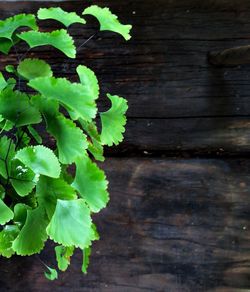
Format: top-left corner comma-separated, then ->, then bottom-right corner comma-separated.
0,225 -> 19,258
76,65 -> 99,100
12,206 -> 49,255
0,88 -> 42,126
100,93 -> 128,146
10,159 -> 38,197
38,7 -> 86,28
0,34 -> 19,55
13,203 -> 29,229
0,199 -> 14,225
0,136 -> 15,179
82,5 -> 132,40
28,77 -> 97,121
82,247 -> 91,274
18,58 -> 52,80
72,155 -> 109,213
27,125 -> 42,144
18,29 -> 76,58
46,199 -> 94,249
15,145 -> 61,178
0,72 -> 7,93
55,245 -> 74,271
37,176 -> 77,220
0,14 -> 37,40
44,265 -> 58,281
7,78 -> 16,90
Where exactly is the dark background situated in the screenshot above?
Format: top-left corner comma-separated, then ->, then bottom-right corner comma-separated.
1,1 -> 250,291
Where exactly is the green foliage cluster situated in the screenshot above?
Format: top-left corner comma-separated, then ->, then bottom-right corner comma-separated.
0,5 -> 132,279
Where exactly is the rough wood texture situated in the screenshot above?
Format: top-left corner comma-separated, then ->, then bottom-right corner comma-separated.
0,1 -> 250,292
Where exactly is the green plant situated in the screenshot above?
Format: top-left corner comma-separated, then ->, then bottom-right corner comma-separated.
0,5 -> 131,279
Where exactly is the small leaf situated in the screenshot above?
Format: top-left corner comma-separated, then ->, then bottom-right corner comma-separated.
15,145 -> 61,178
0,225 -> 19,258
55,245 -> 74,271
0,199 -> 14,225
0,35 -> 19,55
27,125 -> 42,144
13,203 -> 29,229
100,93 -> 128,146
0,72 -> 7,93
82,5 -> 132,40
0,14 -> 38,40
18,29 -> 76,58
12,206 -> 49,255
18,58 -> 52,80
38,7 -> 86,28
82,247 -> 91,274
46,199 -> 95,249
6,78 -> 16,90
28,77 -> 97,121
72,155 -> 109,213
44,265 -> 58,281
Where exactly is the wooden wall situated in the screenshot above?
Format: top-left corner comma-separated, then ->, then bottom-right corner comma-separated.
1,0 -> 250,291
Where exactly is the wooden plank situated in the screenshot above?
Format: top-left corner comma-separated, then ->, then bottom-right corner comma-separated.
1,157 -> 250,291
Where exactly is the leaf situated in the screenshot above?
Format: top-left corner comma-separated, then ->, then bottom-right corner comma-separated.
12,205 -> 49,255
0,72 -> 7,93
72,155 -> 109,213
38,7 -> 86,28
0,34 -> 19,55
15,145 -> 61,178
46,199 -> 95,249
18,29 -> 76,58
0,136 -> 15,179
37,176 -> 77,220
55,245 -> 74,271
0,88 -> 42,126
18,58 -> 53,80
76,65 -> 99,100
79,119 -> 104,161
7,78 -> 16,90
100,93 -> 128,146
28,77 -> 97,121
10,159 -> 38,197
27,125 -> 42,144
82,5 -> 132,40
0,184 -> 4,200
13,203 -> 29,229
44,265 -> 58,281
82,247 -> 91,274
0,225 -> 19,258
0,199 -> 14,225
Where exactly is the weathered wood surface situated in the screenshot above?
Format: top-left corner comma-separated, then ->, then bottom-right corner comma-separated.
1,158 -> 250,292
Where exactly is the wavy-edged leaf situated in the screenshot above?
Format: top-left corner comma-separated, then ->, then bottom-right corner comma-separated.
82,5 -> 132,40
0,199 -> 14,225
38,7 -> 86,28
82,247 -> 91,274
79,119 -> 104,161
28,77 -> 97,121
10,159 -> 38,197
18,58 -> 52,80
76,65 -> 99,100
0,72 -> 7,93
72,155 -> 109,212
44,265 -> 58,280
0,14 -> 37,40
37,176 -> 77,220
46,199 -> 94,248
12,205 -> 49,255
0,88 -> 42,126
0,225 -> 19,258
100,93 -> 128,146
55,245 -> 74,271
15,145 -> 61,178
0,136 -> 15,179
18,29 -> 76,58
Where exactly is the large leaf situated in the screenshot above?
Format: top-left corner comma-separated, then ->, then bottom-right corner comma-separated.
36,176 -> 77,220
55,245 -> 74,271
12,206 -> 49,255
82,5 -> 132,40
0,14 -> 37,40
46,199 -> 95,248
18,58 -> 53,80
18,29 -> 76,58
15,145 -> 61,178
28,77 -> 97,121
0,88 -> 42,126
72,155 -> 109,212
0,136 -> 16,179
38,7 -> 86,28
100,93 -> 128,146
0,199 -> 14,225
0,225 -> 19,258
